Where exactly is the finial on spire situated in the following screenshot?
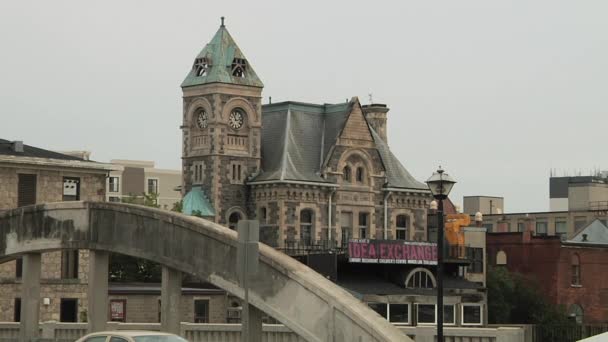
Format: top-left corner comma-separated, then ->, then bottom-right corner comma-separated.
221,17 -> 225,27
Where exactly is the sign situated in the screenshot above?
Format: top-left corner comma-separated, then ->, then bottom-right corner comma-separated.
110,300 -> 126,322
348,239 -> 437,265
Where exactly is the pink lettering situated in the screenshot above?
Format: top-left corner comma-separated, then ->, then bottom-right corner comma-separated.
416,246 -> 425,260
410,246 -> 417,259
431,246 -> 437,261
424,246 -> 431,260
386,244 -> 395,259
394,244 -> 401,259
368,244 -> 376,258
403,245 -> 409,259
380,244 -> 386,259
361,244 -> 368,258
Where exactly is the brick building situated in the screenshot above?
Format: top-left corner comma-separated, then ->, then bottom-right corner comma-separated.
486,219 -> 608,324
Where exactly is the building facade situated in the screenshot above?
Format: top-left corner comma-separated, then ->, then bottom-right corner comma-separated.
105,159 -> 181,210
486,219 -> 608,324
179,22 -> 488,327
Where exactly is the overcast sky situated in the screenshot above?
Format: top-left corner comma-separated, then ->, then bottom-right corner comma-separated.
1,1 -> 606,213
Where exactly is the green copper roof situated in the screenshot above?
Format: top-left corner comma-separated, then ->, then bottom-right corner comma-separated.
182,187 -> 215,217
181,24 -> 263,88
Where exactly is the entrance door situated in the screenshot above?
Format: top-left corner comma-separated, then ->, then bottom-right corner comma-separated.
60,298 -> 78,322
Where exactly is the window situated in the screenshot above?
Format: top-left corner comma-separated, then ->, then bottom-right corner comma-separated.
133,337 -> 187,342
15,258 -> 22,278
368,303 -> 387,319
356,167 -> 364,183
517,222 -> 525,232
574,217 -> 587,231
230,163 -> 244,183
467,248 -> 484,273
482,223 -> 493,232
496,251 -> 507,265
259,207 -> 267,224
555,220 -> 567,237
60,298 -> 78,322
108,177 -> 120,193
193,162 -> 204,183
300,209 -> 314,246
396,215 -> 408,240
109,196 -> 121,203
343,166 -> 351,182
568,304 -> 584,324
389,304 -> 410,324
13,298 -> 20,322
535,221 -> 548,235
444,305 -> 455,325
571,254 -> 581,286
417,304 -> 436,324
462,304 -> 483,325
18,174 -> 37,207
147,179 -> 158,194
194,299 -> 209,323
406,269 -> 436,288
193,57 -> 209,77
231,58 -> 247,77
110,337 -> 129,342
62,177 -> 80,201
61,250 -> 79,279
85,337 -> 108,342
340,212 -> 352,247
358,212 -> 369,239
228,212 -> 242,230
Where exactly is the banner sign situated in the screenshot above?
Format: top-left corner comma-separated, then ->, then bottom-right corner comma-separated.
348,239 -> 437,265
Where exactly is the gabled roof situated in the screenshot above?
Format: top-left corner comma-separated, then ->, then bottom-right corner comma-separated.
370,127 -> 428,191
566,219 -> 608,245
0,139 -> 84,161
181,23 -> 263,88
250,99 -> 428,192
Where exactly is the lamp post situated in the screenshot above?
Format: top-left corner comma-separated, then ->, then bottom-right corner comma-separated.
426,167 -> 456,342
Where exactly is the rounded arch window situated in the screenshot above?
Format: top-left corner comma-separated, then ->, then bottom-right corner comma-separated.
343,166 -> 352,182
228,211 -> 242,230
496,251 -> 507,265
300,209 -> 314,246
356,167 -> 365,183
568,304 -> 584,324
571,253 -> 581,285
405,268 -> 436,289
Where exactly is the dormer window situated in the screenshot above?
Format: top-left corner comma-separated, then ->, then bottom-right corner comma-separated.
231,58 -> 247,77
193,57 -> 210,77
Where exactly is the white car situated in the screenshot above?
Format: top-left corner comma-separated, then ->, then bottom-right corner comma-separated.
75,331 -> 189,342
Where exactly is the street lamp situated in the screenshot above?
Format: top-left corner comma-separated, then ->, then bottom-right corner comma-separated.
426,167 -> 456,342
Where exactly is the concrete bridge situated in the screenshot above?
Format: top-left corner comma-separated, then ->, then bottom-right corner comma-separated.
0,202 -> 411,342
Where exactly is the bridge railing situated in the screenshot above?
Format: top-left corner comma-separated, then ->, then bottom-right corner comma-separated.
0,321 -> 524,342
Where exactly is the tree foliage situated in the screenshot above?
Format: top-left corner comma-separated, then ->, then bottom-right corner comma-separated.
487,266 -> 576,337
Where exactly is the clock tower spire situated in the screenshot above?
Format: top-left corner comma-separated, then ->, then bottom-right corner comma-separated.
181,19 -> 263,226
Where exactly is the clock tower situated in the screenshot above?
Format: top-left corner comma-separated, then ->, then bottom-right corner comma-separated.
181,18 -> 263,226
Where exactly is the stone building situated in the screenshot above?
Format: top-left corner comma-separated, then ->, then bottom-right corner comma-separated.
180,21 -> 488,327
0,139 -> 112,322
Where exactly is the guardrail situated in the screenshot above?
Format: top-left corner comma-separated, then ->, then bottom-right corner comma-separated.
0,322 -> 525,342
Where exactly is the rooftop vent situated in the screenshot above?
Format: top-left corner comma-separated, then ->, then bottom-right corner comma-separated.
11,141 -> 24,153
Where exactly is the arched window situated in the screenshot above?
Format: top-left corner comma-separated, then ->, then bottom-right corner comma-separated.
396,215 -> 409,240
259,207 -> 267,224
343,166 -> 351,182
496,251 -> 507,265
300,209 -> 314,246
356,167 -> 365,183
571,254 -> 581,285
228,212 -> 242,230
568,304 -> 584,324
405,268 -> 436,289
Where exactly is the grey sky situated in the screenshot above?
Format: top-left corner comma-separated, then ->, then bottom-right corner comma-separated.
1,1 -> 606,213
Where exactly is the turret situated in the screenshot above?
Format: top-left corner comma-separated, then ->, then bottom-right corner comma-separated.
362,104 -> 389,143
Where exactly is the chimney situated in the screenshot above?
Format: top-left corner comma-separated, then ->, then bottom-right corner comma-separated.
11,141 -> 24,153
522,217 -> 534,244
582,234 -> 588,242
362,104 -> 389,143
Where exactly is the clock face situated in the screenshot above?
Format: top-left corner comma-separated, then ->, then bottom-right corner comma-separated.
229,109 -> 244,130
196,111 -> 208,128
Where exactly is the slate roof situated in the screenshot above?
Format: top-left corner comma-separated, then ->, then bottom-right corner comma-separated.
181,24 -> 263,88
566,219 -> 608,245
251,100 -> 428,192
0,139 -> 84,161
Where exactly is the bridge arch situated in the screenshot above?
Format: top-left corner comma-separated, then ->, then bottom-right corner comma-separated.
0,202 -> 410,342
